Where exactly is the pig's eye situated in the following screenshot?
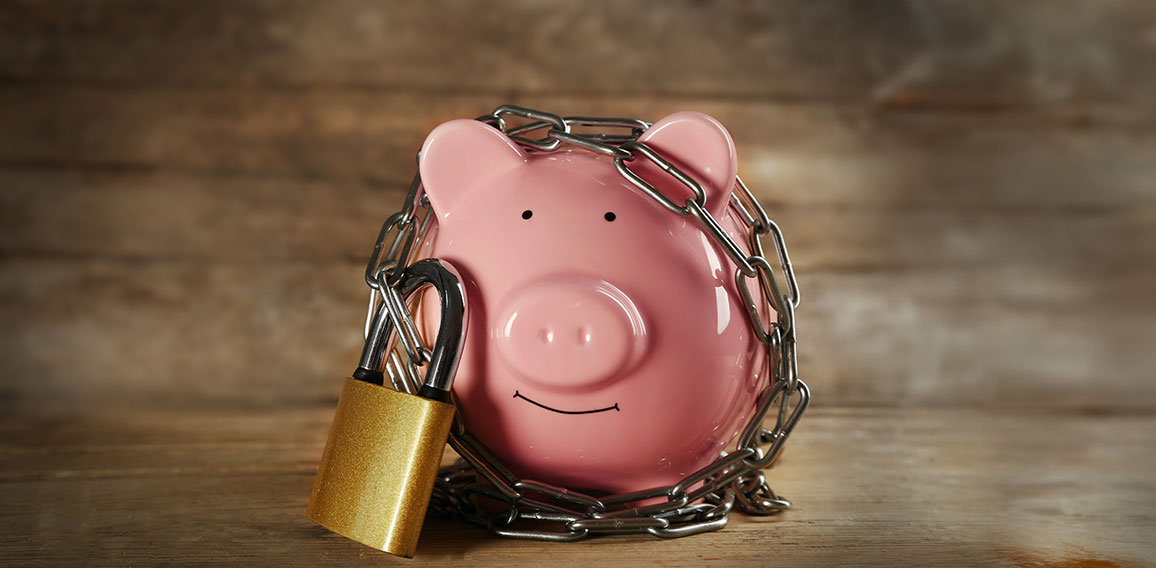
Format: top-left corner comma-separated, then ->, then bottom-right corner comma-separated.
604,212 -> 616,222
521,210 -> 533,220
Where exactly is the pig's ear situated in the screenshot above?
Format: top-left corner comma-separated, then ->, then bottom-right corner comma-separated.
419,119 -> 526,217
636,112 -> 737,217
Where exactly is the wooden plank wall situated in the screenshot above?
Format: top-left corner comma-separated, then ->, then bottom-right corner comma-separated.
1,1 -> 1153,411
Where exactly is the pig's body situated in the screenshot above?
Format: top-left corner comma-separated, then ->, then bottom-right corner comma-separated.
418,113 -> 769,494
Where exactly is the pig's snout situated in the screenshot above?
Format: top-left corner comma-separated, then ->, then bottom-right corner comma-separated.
495,279 -> 647,390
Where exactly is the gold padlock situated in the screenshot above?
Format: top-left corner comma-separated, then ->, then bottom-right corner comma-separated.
307,259 -> 467,558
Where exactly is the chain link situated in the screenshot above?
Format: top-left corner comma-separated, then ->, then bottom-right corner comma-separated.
363,106 -> 809,541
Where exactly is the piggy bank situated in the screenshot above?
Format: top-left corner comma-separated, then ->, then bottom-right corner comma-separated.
417,112 -> 769,494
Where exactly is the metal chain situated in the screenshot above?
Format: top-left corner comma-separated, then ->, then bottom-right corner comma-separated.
362,105 -> 810,541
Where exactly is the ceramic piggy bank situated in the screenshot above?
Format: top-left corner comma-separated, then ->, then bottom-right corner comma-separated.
418,112 -> 769,494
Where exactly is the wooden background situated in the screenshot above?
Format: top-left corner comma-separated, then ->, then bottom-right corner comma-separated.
1,1 -> 1154,566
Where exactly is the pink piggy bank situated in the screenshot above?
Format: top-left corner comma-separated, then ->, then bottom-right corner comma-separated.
418,112 -> 769,494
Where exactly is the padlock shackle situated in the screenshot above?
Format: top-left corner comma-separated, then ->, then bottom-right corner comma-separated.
355,258 -> 468,402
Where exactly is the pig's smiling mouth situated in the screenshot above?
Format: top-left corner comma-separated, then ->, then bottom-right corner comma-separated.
513,391 -> 620,415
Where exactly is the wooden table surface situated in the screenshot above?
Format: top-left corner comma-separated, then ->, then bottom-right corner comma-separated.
2,404 -> 1152,567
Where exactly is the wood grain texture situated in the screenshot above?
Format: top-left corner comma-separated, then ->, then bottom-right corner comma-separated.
2,89 -> 1153,407
1,406 -> 1152,567
5,86 -> 1156,183
2,0 -> 1154,110
3,258 -> 1153,410
4,161 -> 1153,267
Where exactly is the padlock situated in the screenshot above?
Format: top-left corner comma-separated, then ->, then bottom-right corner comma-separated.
306,258 -> 468,558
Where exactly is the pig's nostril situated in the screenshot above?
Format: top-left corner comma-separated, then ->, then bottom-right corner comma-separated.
539,328 -> 554,344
